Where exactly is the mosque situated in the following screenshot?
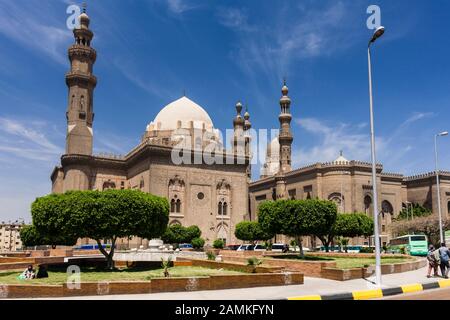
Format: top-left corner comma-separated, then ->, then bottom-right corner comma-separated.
51,10 -> 450,248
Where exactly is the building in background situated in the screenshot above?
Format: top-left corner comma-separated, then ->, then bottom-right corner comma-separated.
50,10 -> 251,248
249,86 -> 450,248
0,221 -> 25,252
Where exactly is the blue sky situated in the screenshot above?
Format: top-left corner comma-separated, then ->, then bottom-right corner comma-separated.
0,0 -> 449,222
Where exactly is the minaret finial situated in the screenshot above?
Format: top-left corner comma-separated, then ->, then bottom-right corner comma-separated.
340,150 -> 343,157
283,77 -> 286,86
82,2 -> 87,13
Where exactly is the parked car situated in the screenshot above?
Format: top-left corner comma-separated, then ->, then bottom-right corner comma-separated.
254,244 -> 266,251
271,243 -> 289,253
289,246 -> 311,252
179,243 -> 193,251
237,244 -> 255,251
225,244 -> 240,251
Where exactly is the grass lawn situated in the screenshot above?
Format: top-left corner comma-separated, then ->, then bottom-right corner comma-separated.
330,257 -> 412,269
269,254 -> 412,269
0,266 -> 244,285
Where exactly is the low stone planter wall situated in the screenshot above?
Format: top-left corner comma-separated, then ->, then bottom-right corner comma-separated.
73,249 -> 104,256
30,251 -> 50,258
0,262 -> 32,271
0,273 -> 303,298
0,256 -> 68,271
219,253 -> 424,281
49,249 -> 73,257
321,258 -> 427,281
0,257 -> 35,264
0,252 -> 30,258
178,258 -> 283,273
219,255 -> 336,278
304,252 -> 408,259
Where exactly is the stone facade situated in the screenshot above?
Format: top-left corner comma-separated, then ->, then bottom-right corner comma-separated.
50,11 -> 250,247
249,62 -> 450,248
0,222 -> 24,252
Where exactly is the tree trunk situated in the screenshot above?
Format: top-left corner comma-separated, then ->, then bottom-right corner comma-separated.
296,236 -> 304,258
96,238 -> 116,270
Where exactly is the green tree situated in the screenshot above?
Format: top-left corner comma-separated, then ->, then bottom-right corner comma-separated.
161,224 -> 201,244
213,239 -> 225,249
392,215 -> 450,247
191,237 -> 205,249
20,224 -> 77,248
258,199 -> 337,257
316,213 -> 373,252
31,190 -> 169,269
234,221 -> 274,244
396,203 -> 432,221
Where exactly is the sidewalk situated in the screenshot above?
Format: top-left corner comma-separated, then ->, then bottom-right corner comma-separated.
26,262 -> 443,300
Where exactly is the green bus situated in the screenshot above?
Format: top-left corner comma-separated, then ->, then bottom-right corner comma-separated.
388,235 -> 428,256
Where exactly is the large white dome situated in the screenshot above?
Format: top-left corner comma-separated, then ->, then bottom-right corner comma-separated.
148,96 -> 214,131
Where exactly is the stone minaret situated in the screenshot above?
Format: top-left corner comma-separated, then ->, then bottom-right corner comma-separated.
278,80 -> 293,173
243,107 -> 252,180
65,7 -> 97,155
232,101 -> 245,156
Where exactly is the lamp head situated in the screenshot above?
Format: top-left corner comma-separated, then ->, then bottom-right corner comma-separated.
370,26 -> 385,43
438,131 -> 449,137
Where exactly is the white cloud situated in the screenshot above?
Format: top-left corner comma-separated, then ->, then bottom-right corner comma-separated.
0,2 -> 72,65
167,0 -> 198,15
294,117 -> 374,167
216,7 -> 253,31
219,2 -> 358,81
291,111 -> 437,174
0,117 -> 63,162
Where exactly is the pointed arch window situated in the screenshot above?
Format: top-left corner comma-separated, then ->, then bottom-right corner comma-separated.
223,202 -> 228,216
170,199 -> 176,213
218,202 -> 223,215
176,199 -> 181,213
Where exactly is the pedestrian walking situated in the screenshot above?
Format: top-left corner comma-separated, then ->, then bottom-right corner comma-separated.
438,243 -> 450,279
426,245 -> 439,278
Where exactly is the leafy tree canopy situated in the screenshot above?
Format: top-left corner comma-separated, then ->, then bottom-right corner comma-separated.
258,199 -> 338,238
31,189 -> 169,268
161,224 -> 201,244
396,203 -> 432,221
234,221 -> 274,243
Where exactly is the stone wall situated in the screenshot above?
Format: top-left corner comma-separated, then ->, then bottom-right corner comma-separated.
0,273 -> 304,298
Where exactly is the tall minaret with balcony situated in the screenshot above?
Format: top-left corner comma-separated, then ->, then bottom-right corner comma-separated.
278,80 -> 293,173
243,107 -> 252,180
65,7 -> 97,155
232,101 -> 245,156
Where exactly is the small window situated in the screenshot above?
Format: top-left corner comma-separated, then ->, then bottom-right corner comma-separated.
197,192 -> 204,200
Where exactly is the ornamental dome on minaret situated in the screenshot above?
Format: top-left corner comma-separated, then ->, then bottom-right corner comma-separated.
233,101 -> 245,127
280,81 -> 291,105
79,12 -> 90,29
244,108 -> 251,129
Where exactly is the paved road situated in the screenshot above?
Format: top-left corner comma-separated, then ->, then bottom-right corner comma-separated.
381,286 -> 450,300
19,263 -> 441,300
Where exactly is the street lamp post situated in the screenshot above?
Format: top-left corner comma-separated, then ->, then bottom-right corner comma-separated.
368,26 -> 385,287
435,131 -> 448,244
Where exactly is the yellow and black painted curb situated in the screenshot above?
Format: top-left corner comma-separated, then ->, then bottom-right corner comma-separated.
287,279 -> 450,300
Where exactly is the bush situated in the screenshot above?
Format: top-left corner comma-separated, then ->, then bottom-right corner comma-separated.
162,224 -> 201,245
247,257 -> 262,273
206,251 -> 216,261
191,237 -> 205,249
247,257 -> 262,266
360,247 -> 374,253
213,239 -> 225,249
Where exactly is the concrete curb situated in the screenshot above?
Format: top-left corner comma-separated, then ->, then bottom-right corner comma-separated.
287,279 -> 450,300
